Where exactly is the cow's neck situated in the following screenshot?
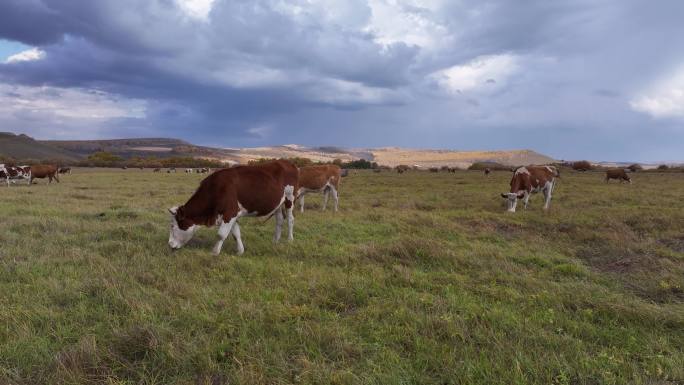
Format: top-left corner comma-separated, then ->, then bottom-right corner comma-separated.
182,190 -> 217,226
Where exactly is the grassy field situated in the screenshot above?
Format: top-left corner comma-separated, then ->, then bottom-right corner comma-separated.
0,168 -> 683,385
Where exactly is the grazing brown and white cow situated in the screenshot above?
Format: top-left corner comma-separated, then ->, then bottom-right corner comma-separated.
605,168 -> 631,183
0,164 -> 31,186
501,166 -> 558,212
168,160 -> 299,255
29,165 -> 60,184
298,164 -> 342,213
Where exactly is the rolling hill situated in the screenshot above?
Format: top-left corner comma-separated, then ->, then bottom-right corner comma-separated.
0,132 -> 81,162
2,132 -> 557,167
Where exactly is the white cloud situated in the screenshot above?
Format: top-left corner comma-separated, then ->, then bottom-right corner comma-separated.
0,84 -> 146,120
5,48 -> 46,64
247,124 -> 274,139
431,54 -> 520,94
365,0 -> 448,48
630,66 -> 684,119
175,0 -> 215,20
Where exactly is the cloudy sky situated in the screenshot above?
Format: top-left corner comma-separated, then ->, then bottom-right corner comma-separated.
1,0 -> 683,161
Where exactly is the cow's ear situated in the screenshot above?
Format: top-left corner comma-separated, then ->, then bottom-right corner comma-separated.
500,193 -> 508,198
168,206 -> 178,215
517,192 -> 526,199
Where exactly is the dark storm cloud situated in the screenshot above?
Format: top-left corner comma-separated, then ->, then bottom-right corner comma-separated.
0,0 -> 683,161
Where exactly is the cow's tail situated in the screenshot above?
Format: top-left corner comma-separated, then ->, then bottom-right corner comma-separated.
260,185 -> 295,224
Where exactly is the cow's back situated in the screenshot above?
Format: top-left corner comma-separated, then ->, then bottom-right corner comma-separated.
510,166 -> 555,192
226,160 -> 298,215
299,164 -> 340,189
30,164 -> 58,177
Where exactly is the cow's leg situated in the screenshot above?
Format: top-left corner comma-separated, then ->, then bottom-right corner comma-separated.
543,183 -> 553,210
213,217 -> 238,256
54,174 -> 60,183
286,206 -> 294,241
273,208 -> 284,243
282,185 -> 295,241
328,185 -> 339,212
299,193 -> 306,213
523,192 -> 531,209
231,222 -> 244,255
322,187 -> 330,211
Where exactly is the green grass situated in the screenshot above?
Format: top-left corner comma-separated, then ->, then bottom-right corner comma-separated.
0,168 -> 682,385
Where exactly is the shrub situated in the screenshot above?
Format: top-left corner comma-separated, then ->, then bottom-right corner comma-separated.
572,160 -> 592,171
468,161 -> 509,171
341,159 -> 378,169
627,163 -> 642,172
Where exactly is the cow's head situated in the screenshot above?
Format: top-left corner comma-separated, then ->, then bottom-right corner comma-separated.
500,191 -> 525,212
168,206 -> 197,249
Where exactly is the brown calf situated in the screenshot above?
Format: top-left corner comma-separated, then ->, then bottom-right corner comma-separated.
298,164 -> 342,213
168,160 -> 299,255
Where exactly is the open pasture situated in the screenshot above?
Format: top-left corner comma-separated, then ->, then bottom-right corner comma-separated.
1,168 -> 683,384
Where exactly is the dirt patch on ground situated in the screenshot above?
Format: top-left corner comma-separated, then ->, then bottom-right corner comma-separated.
659,236 -> 684,253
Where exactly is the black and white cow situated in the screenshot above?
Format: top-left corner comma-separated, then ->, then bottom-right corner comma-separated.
0,164 -> 31,187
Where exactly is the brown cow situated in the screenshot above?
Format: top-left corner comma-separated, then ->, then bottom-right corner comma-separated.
168,160 -> 299,255
29,165 -> 60,184
501,166 -> 558,212
605,168 -> 631,183
298,164 -> 342,213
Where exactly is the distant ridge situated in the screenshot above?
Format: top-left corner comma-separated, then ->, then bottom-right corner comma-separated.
2,132 -> 558,167
0,132 -> 81,161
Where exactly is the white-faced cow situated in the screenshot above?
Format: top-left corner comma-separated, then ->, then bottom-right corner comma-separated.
501,166 -> 559,212
0,164 -> 31,186
297,164 -> 342,213
168,159 -> 299,255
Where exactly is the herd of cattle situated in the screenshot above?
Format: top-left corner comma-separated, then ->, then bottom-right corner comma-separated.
166,160 -> 634,255
1,160 -> 635,255
0,164 -> 67,186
